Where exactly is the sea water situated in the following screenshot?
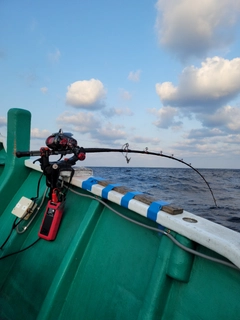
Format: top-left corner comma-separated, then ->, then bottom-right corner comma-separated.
91,167 -> 240,232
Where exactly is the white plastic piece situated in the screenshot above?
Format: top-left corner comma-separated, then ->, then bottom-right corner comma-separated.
73,166 -> 93,176
60,171 -> 72,178
12,197 -> 34,218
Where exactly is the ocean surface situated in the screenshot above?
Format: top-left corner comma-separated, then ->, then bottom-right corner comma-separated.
91,167 -> 240,233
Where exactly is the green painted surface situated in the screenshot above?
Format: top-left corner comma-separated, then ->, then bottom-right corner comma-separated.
0,173 -> 239,320
166,233 -> 195,282
0,108 -> 31,216
163,246 -> 240,320
0,175 -> 162,319
0,108 -> 240,319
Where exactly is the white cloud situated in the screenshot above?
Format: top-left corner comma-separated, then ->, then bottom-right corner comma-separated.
130,136 -> 161,145
156,57 -> 240,113
92,124 -> 127,142
57,111 -> 101,133
31,128 -> 51,139
155,0 -> 240,60
170,107 -> 240,164
200,105 -> 240,132
40,87 -> 48,94
66,79 -> 106,109
178,129 -> 240,157
148,106 -> 182,129
57,111 -> 127,145
48,48 -> 61,63
128,70 -> 141,82
102,107 -> 133,117
119,89 -> 132,100
156,82 -> 177,101
187,128 -> 225,139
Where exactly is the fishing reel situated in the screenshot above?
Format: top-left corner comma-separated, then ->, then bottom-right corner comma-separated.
45,129 -> 78,151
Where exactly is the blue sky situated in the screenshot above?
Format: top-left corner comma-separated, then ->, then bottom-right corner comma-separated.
1,0 -> 240,168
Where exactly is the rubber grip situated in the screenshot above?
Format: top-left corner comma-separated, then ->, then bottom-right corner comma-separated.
15,151 -> 31,158
15,150 -> 41,157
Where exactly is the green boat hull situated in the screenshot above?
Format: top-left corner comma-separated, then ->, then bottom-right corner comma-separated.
0,109 -> 239,320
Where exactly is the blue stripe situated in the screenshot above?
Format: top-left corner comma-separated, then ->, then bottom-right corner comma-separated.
147,200 -> 169,221
82,176 -> 105,191
102,184 -> 122,199
120,191 -> 143,208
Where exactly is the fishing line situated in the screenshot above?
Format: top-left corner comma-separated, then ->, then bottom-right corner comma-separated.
83,147 -> 218,207
16,146 -> 218,206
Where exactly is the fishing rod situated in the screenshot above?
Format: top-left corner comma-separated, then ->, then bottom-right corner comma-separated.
76,146 -> 217,207
15,129 -> 217,207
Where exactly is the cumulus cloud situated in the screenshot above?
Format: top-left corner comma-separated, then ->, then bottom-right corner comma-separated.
66,79 -> 106,109
102,107 -> 133,118
31,128 -> 51,139
155,0 -> 240,60
92,124 -> 127,142
57,111 -> 127,145
128,70 -> 141,82
156,57 -> 240,113
176,128 -> 240,159
169,105 -> 240,161
57,111 -> 101,133
148,106 -> 182,129
199,105 -> 240,132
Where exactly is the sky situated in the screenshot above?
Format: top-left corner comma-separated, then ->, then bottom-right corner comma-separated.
1,0 -> 240,168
